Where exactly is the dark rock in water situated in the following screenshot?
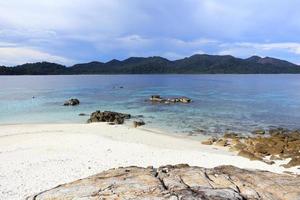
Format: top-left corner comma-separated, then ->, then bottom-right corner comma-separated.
133,120 -> 145,128
78,113 -> 88,116
189,129 -> 207,136
149,95 -> 192,104
87,110 -> 131,124
149,95 -> 164,102
179,97 -> 192,103
27,164 -> 300,200
63,98 -> 80,106
113,86 -> 124,89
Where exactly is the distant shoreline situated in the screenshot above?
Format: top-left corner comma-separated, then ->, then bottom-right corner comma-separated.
1,54 -> 300,75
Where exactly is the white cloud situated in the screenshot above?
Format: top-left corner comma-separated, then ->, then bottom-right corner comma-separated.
218,42 -> 300,57
115,35 -> 153,49
0,42 -> 18,47
0,0 -> 300,64
168,38 -> 219,48
0,47 -> 74,66
162,52 -> 189,60
216,42 -> 300,64
0,0 -> 148,34
89,34 -> 214,60
235,42 -> 300,55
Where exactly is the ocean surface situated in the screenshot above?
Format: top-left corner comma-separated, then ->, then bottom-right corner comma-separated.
1,75 -> 300,136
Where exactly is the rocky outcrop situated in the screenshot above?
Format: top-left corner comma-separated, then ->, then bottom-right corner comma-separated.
63,98 -> 80,106
202,128 -> 300,168
149,95 -> 192,104
87,110 -> 131,124
27,164 -> 300,200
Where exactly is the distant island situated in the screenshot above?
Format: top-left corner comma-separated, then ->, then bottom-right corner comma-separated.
1,54 -> 300,75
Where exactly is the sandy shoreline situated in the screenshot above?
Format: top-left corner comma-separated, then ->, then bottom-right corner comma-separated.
0,123 -> 299,199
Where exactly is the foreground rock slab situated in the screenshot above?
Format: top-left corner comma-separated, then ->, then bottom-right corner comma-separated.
27,164 -> 300,200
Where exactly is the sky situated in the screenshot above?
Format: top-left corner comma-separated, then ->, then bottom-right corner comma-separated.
0,0 -> 300,66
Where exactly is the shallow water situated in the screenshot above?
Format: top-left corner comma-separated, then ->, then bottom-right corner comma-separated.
1,74 -> 300,136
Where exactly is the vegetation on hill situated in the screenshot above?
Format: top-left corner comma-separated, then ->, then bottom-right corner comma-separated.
1,54 -> 300,75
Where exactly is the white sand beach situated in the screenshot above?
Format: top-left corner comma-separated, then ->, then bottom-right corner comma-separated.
0,123 -> 299,200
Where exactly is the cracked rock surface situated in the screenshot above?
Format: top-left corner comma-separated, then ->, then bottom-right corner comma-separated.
27,164 -> 300,200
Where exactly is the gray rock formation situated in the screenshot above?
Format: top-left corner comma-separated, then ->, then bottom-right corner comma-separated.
133,119 -> 145,128
149,95 -> 192,104
63,99 -> 80,106
27,164 -> 300,200
87,110 -> 131,124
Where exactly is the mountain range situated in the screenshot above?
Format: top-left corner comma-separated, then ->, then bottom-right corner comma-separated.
1,54 -> 300,75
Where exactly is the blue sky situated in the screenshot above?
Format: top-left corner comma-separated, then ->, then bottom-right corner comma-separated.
0,0 -> 300,66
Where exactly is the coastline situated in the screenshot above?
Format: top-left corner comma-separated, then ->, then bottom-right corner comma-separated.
0,123 -> 299,199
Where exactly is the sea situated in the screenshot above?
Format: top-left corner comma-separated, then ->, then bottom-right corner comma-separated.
1,74 -> 300,136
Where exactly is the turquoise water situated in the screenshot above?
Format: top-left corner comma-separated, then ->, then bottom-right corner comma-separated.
1,75 -> 300,136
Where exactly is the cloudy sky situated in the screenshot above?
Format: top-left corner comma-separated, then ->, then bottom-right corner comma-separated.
0,0 -> 300,66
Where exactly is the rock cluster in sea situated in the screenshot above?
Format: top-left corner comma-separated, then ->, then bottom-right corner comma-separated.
87,110 -> 131,124
149,95 -> 192,104
202,128 -> 300,168
63,98 -> 80,106
133,119 -> 145,128
27,164 -> 300,200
